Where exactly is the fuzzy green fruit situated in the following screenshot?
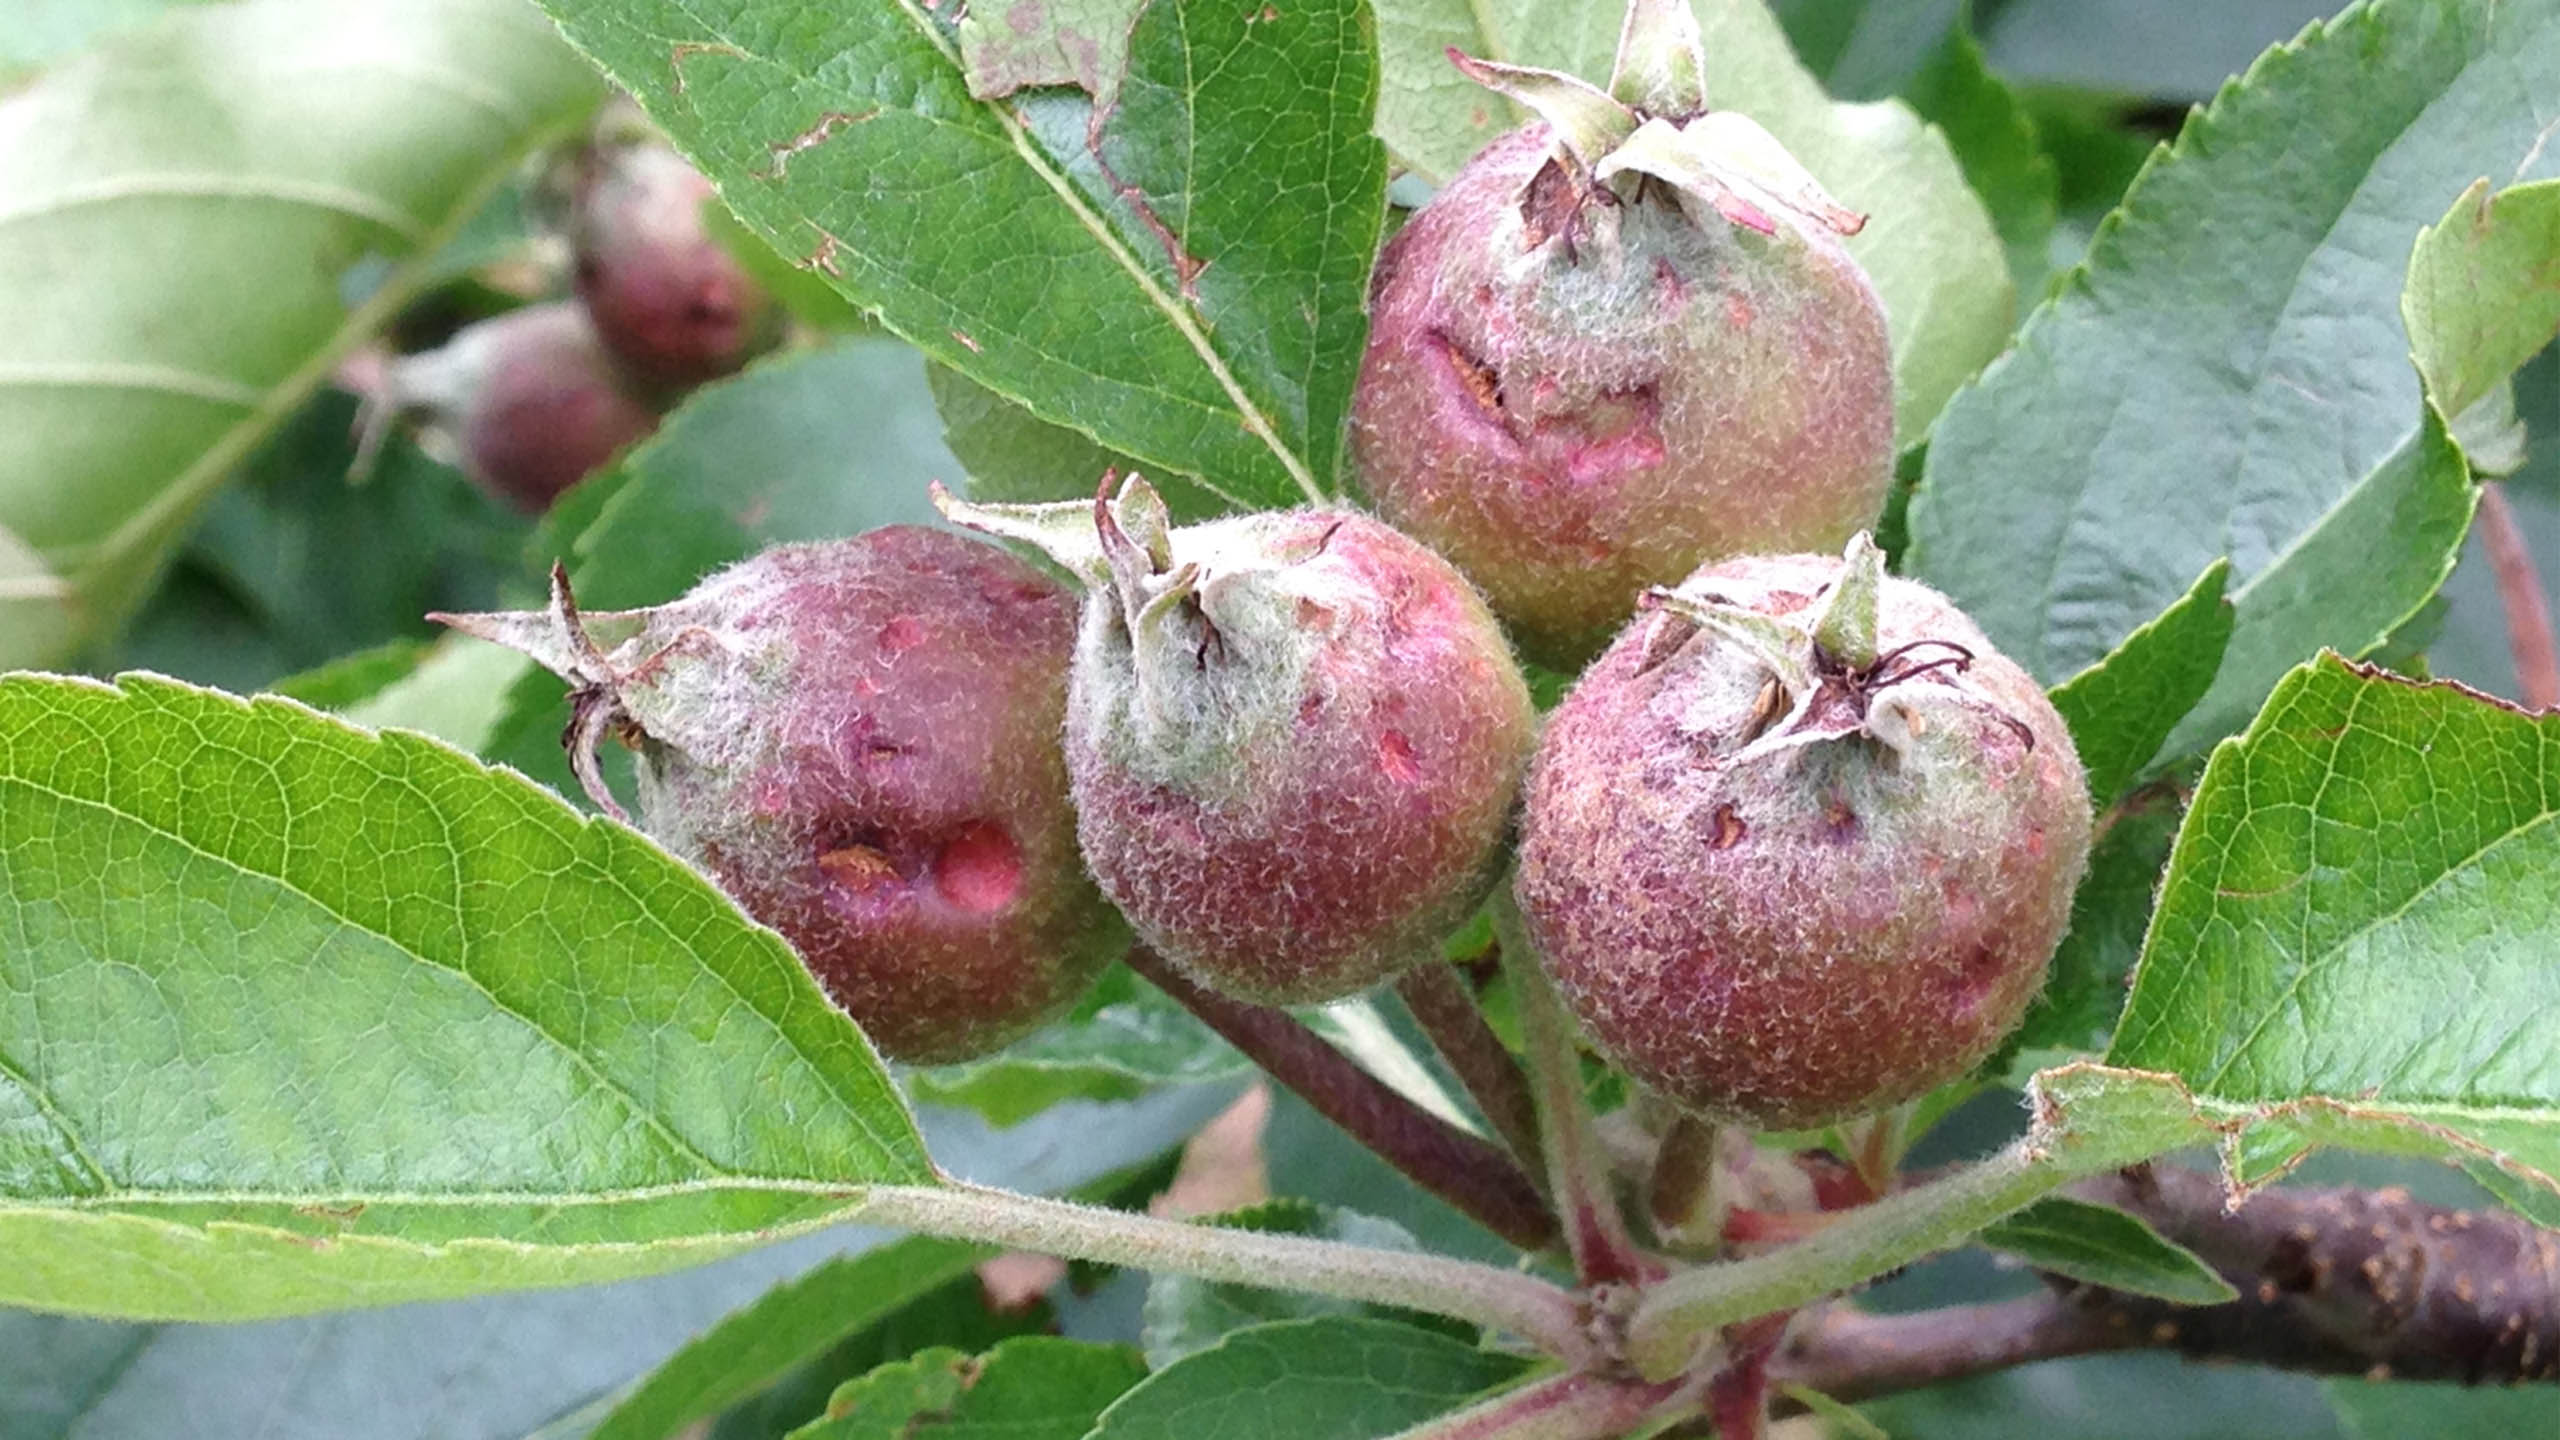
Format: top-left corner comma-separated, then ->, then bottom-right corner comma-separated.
1515,536 -> 2092,1129
437,528 -> 1124,1063
944,477 -> 1537,1005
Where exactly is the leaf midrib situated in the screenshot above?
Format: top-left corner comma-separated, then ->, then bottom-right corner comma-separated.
657,0 -> 1325,504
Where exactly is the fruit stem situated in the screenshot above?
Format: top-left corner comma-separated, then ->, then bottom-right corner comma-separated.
1377,1368 -> 1696,1440
1396,959 -> 1545,1171
1623,1139 -> 2068,1380
854,1182 -> 1590,1361
2478,483 -> 2560,709
1125,946 -> 1562,1253
1491,889 -> 1654,1288
1646,1113 -> 1725,1248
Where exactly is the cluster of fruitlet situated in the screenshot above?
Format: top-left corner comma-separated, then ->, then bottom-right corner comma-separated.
443,14 -> 2091,1134
374,126 -> 778,513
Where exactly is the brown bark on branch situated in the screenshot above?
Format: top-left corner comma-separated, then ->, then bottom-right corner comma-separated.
2084,1163 -> 2560,1384
1773,1164 -> 2560,1404
1125,945 -> 1561,1252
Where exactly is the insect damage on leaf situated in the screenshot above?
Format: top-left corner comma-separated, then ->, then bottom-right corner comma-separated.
958,0 -> 1151,110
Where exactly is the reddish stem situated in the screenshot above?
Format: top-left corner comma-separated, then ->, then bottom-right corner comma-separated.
2479,484 -> 2560,709
1125,946 -> 1560,1253
1495,901 -> 1654,1286
1396,960 -> 1544,1170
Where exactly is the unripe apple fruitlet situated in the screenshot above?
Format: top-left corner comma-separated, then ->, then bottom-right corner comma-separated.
1516,535 -> 2092,1129
435,528 -> 1125,1064
1349,18 -> 1893,666
570,138 -> 780,392
382,300 -> 659,514
941,476 -> 1537,1006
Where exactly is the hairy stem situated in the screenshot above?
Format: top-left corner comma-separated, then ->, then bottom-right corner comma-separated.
1493,891 -> 1651,1287
1382,1369 -> 1692,1440
1397,960 -> 1544,1171
1626,1139 -> 2066,1379
855,1182 -> 1590,1360
2478,484 -> 2560,710
1125,946 -> 1560,1253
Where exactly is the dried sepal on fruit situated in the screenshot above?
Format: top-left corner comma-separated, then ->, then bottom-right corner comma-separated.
435,528 -> 1124,1063
1349,0 -> 1893,665
1516,535 -> 2092,1130
942,475 -> 1537,1006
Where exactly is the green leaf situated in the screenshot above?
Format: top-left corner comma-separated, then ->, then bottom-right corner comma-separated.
1262,1089 -> 1520,1266
704,202 -> 876,334
264,639 -> 434,712
2328,1379 -> 2560,1438
99,390 -> 530,701
166,391 -> 531,676
0,673 -> 931,1321
0,0 -> 217,76
908,965 -> 1245,1129
1909,0 -> 2560,750
1976,1196 -> 2238,1305
1983,0 -> 2396,102
791,1338 -> 1148,1440
0,0 -> 602,669
957,0 -> 1149,108
0,1086 -> 1234,1440
335,637 -> 536,754
476,337 -> 956,804
1372,0 -> 2012,442
2002,796 -> 2183,1064
2158,410 -> 2477,758
1777,1382 -> 1890,1440
2047,559 -> 2234,801
592,1237 -> 991,1440
2107,654 -> 2560,1203
1139,1201 -> 1454,1368
1900,15 -> 2059,298
1084,1317 -> 1530,1440
926,365 -> 1229,522
534,0 -> 1385,509
2405,178 -> 2560,421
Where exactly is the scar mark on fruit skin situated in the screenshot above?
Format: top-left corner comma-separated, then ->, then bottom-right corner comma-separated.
760,110 -> 879,181
668,41 -> 748,97
1709,803 -> 1746,849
